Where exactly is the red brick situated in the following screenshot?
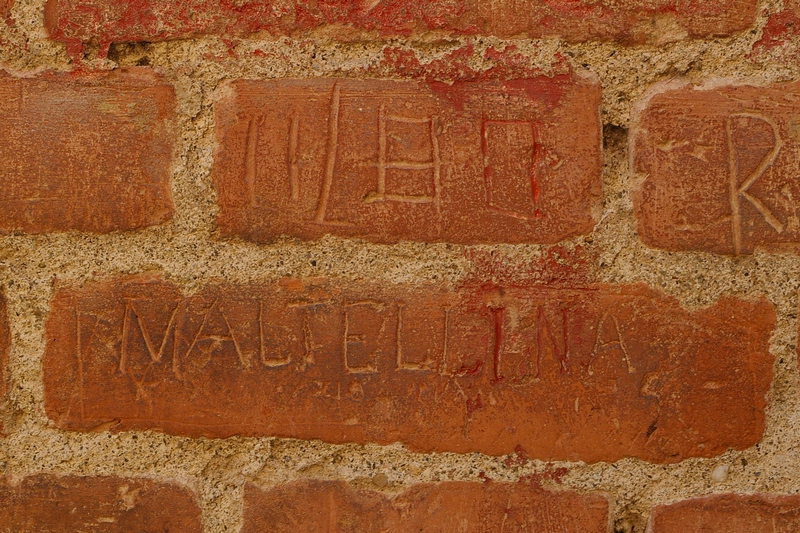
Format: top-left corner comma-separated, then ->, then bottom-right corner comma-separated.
0,475 -> 202,532
44,0 -> 758,58
242,479 -> 609,532
0,68 -> 174,234
650,494 -> 800,533
213,76 -> 601,245
632,80 -> 800,255
43,275 -> 773,463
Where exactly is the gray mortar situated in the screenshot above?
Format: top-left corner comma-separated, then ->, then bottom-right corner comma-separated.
1,0 -> 800,531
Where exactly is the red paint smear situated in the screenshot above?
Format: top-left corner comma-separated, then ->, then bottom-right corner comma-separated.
753,9 -> 800,52
503,444 -> 529,467
518,465 -> 569,486
379,44 -> 571,112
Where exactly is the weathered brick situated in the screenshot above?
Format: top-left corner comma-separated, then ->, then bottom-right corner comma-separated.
213,76 -> 601,245
43,275 -> 774,463
0,475 -> 202,532
44,0 -> 758,58
0,68 -> 174,234
632,80 -> 800,255
242,479 -> 609,532
650,494 -> 800,532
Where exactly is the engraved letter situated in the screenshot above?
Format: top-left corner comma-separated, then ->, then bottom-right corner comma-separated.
120,298 -> 180,375
313,82 -> 352,227
588,312 -> 635,374
395,302 -> 437,371
364,105 -> 442,210
342,300 -> 386,374
534,306 -> 570,377
727,112 -> 784,255
482,120 -> 544,220
258,301 -> 293,368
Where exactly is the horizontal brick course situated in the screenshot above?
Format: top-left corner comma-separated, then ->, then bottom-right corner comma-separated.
0,475 -> 202,532
243,479 -> 609,532
649,494 -> 800,532
0,68 -> 175,234
632,80 -> 800,255
44,275 -> 773,463
44,0 -> 758,58
213,76 -> 601,244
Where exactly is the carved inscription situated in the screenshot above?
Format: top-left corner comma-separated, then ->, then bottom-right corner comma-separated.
633,80 -> 800,255
212,77 -> 601,244
43,276 -> 774,463
0,69 -> 175,234
45,0 -> 758,55
242,480 -> 610,533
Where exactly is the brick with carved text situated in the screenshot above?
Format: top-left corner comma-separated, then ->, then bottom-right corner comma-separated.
242,479 -> 609,533
0,475 -> 202,532
213,76 -> 601,245
0,68 -> 174,234
44,0 -> 758,59
632,80 -> 800,255
43,276 -> 774,463
650,494 -> 800,533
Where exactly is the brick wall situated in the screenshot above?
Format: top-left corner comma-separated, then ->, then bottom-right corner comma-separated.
0,0 -> 799,531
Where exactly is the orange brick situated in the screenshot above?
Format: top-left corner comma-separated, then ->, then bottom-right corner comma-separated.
650,494 -> 800,532
243,480 -> 609,533
44,0 -> 758,59
0,68 -> 174,234
213,76 -> 601,245
43,276 -> 774,463
632,80 -> 800,255
0,475 -> 202,532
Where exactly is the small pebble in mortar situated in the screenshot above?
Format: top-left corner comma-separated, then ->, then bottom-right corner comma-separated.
711,464 -> 730,483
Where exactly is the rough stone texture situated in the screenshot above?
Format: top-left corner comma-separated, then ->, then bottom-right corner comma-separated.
213,76 -> 601,245
242,479 -> 610,532
632,80 -> 800,256
0,475 -> 202,532
43,275 -> 773,463
44,0 -> 759,59
649,494 -> 800,532
0,68 -> 175,234
0,292 -> 8,435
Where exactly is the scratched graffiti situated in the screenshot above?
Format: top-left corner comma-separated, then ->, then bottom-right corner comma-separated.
212,77 -> 602,245
633,81 -> 800,255
43,276 -> 774,463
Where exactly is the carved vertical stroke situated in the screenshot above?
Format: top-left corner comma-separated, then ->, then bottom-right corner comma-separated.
314,82 -> 342,224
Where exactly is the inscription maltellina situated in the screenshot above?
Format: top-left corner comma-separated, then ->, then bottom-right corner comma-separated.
44,276 -> 774,464
212,76 -> 602,244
